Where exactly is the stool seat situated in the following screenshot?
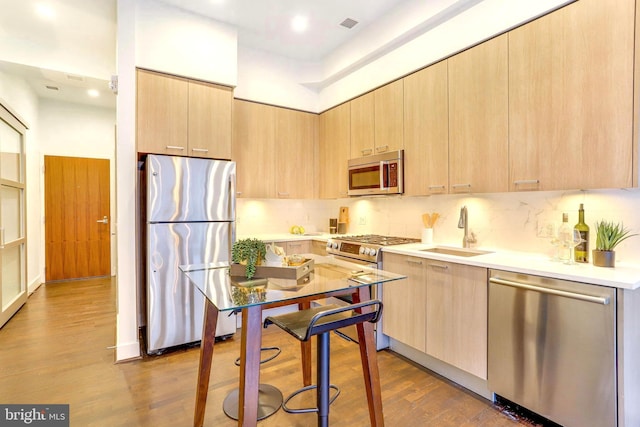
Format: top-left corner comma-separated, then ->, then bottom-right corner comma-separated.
264,302 -> 383,343
264,300 -> 383,427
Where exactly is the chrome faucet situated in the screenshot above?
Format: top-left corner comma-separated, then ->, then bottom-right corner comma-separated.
458,206 -> 477,248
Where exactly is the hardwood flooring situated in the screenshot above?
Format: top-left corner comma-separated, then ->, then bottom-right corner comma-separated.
0,277 -> 534,426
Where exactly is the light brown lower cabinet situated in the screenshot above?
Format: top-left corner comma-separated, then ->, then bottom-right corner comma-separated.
425,260 -> 487,379
382,253 -> 427,353
382,253 -> 487,379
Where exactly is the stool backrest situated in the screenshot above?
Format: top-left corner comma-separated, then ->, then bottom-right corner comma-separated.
304,300 -> 383,341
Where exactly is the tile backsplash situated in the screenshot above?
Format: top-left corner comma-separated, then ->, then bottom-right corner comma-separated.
237,188 -> 640,263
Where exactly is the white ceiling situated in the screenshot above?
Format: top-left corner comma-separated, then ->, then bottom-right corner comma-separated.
156,0 -> 413,61
0,0 -> 436,109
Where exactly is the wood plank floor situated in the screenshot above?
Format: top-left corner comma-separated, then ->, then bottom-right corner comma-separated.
0,278 -> 535,426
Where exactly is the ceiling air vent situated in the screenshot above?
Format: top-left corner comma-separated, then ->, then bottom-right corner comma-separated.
340,18 -> 358,29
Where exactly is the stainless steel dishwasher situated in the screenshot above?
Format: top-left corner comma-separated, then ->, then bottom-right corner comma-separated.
488,270 -> 616,427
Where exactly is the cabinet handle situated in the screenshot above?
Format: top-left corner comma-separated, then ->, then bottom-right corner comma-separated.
428,185 -> 446,191
428,263 -> 449,270
278,192 -> 290,197
406,258 -> 423,265
166,145 -> 185,151
513,179 -> 539,186
191,148 -> 209,153
375,145 -> 389,153
0,227 -> 4,249
451,183 -> 471,192
361,149 -> 373,156
236,191 -> 242,195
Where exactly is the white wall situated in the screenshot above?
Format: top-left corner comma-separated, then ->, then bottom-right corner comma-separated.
235,46 -> 321,112
135,0 -> 238,86
36,98 -> 116,279
237,188 -> 640,264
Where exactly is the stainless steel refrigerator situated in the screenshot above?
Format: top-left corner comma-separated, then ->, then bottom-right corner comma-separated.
145,154 -> 237,354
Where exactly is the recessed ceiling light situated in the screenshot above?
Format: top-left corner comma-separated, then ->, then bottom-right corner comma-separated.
35,3 -> 56,20
291,15 -> 308,33
88,89 -> 100,98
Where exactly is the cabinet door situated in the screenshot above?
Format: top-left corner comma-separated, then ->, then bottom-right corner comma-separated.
509,0 -> 634,190
403,61 -> 449,196
136,69 -> 189,155
374,79 -> 403,154
448,35 -> 509,194
275,108 -> 317,199
319,103 -> 350,199
284,240 -> 311,255
232,100 -> 275,198
381,253 -> 427,353
350,92 -> 375,158
311,240 -> 327,256
0,105 -> 27,328
188,81 -> 232,160
426,261 -> 487,379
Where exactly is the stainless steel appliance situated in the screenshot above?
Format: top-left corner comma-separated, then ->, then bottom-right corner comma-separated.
324,234 -> 420,349
488,270 -> 616,427
144,154 -> 237,354
348,150 -> 404,196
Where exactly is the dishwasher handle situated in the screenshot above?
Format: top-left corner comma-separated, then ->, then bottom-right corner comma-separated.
489,277 -> 610,305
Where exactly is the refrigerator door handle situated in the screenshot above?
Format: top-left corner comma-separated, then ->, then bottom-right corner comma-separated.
228,172 -> 236,220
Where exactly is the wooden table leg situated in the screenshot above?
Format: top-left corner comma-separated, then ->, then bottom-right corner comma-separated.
355,286 -> 385,427
238,305 -> 263,427
298,301 -> 312,386
194,300 -> 219,427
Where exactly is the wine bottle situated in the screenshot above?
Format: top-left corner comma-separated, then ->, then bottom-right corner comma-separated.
557,213 -> 572,262
574,203 -> 590,263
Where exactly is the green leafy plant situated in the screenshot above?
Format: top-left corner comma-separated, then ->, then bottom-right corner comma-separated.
231,238 -> 266,279
594,220 -> 637,251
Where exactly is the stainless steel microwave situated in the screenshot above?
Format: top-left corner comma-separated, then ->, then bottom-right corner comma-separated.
348,150 -> 404,196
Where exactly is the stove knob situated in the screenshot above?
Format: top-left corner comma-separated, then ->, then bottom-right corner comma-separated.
359,247 -> 366,255
332,242 -> 339,249
326,241 -> 332,248
369,248 -> 377,257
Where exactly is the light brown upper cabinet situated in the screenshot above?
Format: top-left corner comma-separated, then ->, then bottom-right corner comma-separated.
374,79 -> 404,155
508,0 -> 634,191
137,69 -> 232,159
403,61 -> 449,196
319,103 -> 350,199
350,91 -> 375,158
274,107 -> 318,199
232,99 -> 276,198
350,81 -> 404,159
448,34 -> 509,194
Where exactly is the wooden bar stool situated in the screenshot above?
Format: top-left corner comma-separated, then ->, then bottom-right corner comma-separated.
264,300 -> 383,427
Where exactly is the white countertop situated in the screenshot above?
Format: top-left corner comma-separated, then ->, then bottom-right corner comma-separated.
236,233 -> 640,290
383,243 -> 640,290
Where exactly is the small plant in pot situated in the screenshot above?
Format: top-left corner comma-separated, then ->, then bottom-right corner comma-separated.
232,238 -> 267,279
593,221 -> 637,268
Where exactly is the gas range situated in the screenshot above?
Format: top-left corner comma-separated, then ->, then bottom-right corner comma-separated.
326,234 -> 420,265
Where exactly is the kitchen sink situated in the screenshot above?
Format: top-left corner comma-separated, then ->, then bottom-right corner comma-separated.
420,246 -> 493,257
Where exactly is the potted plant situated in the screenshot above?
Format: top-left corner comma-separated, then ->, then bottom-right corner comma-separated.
592,220 -> 637,268
231,238 -> 267,279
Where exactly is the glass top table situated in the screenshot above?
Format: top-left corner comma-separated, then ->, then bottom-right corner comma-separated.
181,255 -> 406,312
181,254 -> 407,427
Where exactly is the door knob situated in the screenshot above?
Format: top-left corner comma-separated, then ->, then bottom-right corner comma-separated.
97,216 -> 109,224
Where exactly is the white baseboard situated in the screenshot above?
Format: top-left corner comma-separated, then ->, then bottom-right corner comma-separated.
116,341 -> 141,362
28,276 -> 42,294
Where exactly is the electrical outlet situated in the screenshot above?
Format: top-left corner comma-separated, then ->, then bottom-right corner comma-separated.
359,216 -> 367,225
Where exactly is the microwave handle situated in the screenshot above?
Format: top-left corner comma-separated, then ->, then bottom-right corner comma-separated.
380,161 -> 388,190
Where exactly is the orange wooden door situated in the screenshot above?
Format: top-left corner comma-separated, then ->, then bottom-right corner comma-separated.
45,156 -> 110,281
